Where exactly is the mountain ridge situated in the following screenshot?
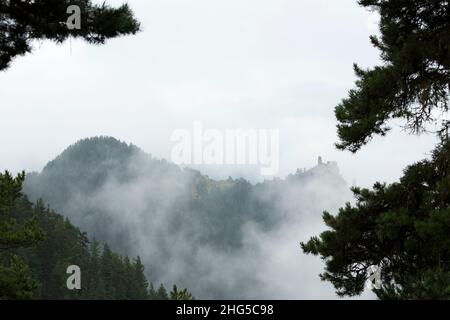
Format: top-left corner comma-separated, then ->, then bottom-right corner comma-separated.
34,136 -> 345,186
23,136 -> 352,299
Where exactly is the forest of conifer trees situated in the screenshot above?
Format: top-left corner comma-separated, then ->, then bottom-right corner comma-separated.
0,171 -> 191,300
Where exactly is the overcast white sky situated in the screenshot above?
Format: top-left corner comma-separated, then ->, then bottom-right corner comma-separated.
0,0 -> 438,187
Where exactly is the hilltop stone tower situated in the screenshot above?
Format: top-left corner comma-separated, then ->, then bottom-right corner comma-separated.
314,156 -> 339,174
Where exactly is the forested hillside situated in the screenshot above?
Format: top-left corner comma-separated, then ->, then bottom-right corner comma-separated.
1,170 -> 186,299
24,136 -> 352,298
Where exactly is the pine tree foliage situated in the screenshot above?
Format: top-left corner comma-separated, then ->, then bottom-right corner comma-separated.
0,0 -> 140,70
335,0 -> 449,152
170,284 -> 194,300
0,171 -> 45,299
302,0 -> 450,300
302,141 -> 450,299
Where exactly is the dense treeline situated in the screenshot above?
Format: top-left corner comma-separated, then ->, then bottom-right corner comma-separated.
1,171 -> 191,299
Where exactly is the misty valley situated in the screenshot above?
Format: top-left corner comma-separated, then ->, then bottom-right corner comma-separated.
1,0 -> 449,304
18,136 -> 351,299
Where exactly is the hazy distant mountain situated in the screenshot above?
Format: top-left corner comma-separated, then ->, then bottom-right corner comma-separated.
24,136 -> 352,299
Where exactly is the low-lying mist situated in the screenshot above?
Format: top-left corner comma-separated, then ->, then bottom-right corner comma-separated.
24,137 -> 367,299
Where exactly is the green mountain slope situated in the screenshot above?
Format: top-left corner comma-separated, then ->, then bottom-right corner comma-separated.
24,136 -> 351,298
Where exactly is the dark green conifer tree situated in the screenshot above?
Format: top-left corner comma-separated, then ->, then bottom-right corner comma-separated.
302,0 -> 450,299
132,256 -> 149,299
170,284 -> 194,300
0,171 -> 45,299
0,0 -> 140,70
334,0 -> 449,152
156,283 -> 168,300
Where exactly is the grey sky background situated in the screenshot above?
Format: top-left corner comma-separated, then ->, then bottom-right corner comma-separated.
0,0 -> 438,187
